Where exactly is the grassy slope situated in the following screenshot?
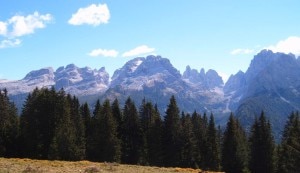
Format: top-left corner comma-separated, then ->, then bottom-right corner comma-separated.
0,158 -> 224,173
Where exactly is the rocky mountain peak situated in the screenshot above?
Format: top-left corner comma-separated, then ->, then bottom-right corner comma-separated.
182,66 -> 223,88
224,70 -> 246,94
136,55 -> 181,77
54,64 -> 109,94
23,67 -> 55,82
206,69 -> 224,88
111,55 -> 181,89
245,49 -> 296,82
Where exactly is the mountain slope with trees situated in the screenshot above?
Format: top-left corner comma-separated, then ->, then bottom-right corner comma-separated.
1,88 -> 299,172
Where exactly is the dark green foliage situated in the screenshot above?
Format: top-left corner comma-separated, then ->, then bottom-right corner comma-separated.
147,103 -> 163,166
2,88 -> 293,171
139,99 -> 163,166
98,100 -> 121,162
249,111 -> 275,173
80,102 -> 91,139
191,111 -> 204,168
20,88 -> 86,160
20,88 -> 58,159
68,96 -> 86,160
48,91 -> 77,160
121,97 -> 143,164
222,113 -> 249,173
86,99 -> 102,161
180,113 -> 197,168
162,95 -> 182,167
205,114 -> 221,171
277,112 -> 300,173
0,89 -> 19,157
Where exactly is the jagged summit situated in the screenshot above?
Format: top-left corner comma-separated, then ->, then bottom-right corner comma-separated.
183,66 -> 223,89
23,67 -> 55,81
110,55 -> 181,89
1,50 -> 300,141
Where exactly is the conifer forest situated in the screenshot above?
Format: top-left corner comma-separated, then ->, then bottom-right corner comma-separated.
0,88 -> 299,173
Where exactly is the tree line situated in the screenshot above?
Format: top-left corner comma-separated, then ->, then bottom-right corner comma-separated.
0,87 -> 299,173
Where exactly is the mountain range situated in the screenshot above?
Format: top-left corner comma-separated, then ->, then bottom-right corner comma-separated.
1,50 -> 300,140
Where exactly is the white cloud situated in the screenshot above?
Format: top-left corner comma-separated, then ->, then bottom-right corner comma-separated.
68,4 -> 110,26
0,39 -> 21,49
0,12 -> 52,49
0,21 -> 7,36
230,48 -> 254,55
122,45 -> 155,57
88,48 -> 118,57
266,36 -> 300,56
8,12 -> 52,37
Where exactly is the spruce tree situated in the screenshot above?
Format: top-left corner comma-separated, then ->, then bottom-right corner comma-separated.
205,113 -> 221,171
200,113 -> 209,169
147,103 -> 163,166
68,96 -> 86,160
0,89 -> 19,157
97,99 -> 121,162
48,91 -> 77,160
112,98 -> 123,139
278,112 -> 300,173
80,102 -> 91,140
180,113 -> 197,168
86,99 -> 102,161
249,112 -> 275,173
191,111 -> 203,168
20,88 -> 58,159
222,113 -> 249,173
121,97 -> 143,164
162,95 -> 182,167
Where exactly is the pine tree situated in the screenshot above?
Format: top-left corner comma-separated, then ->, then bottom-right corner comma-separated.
249,111 -> 275,173
191,111 -> 203,168
86,99 -> 103,161
80,102 -> 91,140
205,113 -> 221,171
48,90 -> 81,161
147,103 -> 163,166
121,97 -> 143,164
162,95 -> 182,167
278,112 -> 300,173
97,99 -> 121,162
112,98 -> 123,139
222,113 -> 249,173
0,89 -> 19,157
48,91 -> 77,160
139,98 -> 150,165
68,96 -> 86,160
20,88 -> 58,159
180,113 -> 197,168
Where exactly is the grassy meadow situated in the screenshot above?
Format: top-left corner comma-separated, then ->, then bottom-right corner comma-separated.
0,158 -> 224,173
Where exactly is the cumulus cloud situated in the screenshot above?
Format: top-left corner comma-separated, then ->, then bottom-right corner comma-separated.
88,48 -> 118,57
0,39 -> 21,49
230,48 -> 254,55
122,45 -> 155,57
8,12 -> 52,37
0,22 -> 7,36
68,4 -> 110,26
0,12 -> 52,48
266,36 -> 300,56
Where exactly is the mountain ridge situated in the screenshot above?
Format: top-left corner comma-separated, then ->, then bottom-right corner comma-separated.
1,50 -> 300,140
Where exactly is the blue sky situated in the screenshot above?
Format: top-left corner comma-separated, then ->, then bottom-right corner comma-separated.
1,1 -> 300,81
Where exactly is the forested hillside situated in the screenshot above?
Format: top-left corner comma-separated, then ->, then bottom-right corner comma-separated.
0,88 -> 299,172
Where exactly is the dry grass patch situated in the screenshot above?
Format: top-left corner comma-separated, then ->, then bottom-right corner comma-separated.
0,158 -> 223,173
